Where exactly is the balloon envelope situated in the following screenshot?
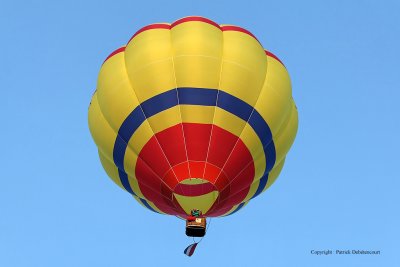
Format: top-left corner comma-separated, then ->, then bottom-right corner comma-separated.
88,16 -> 298,217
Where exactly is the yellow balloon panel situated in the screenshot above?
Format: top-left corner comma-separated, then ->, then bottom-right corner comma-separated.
254,56 -> 293,137
98,150 -> 124,190
171,21 -> 223,89
125,29 -> 176,102
88,93 -> 118,161
180,105 -> 215,124
97,49 -> 140,132
273,101 -> 298,165
239,123 -> 267,177
219,30 -> 267,106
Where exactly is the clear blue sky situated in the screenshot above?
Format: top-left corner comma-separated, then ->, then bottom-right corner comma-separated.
1,0 -> 399,266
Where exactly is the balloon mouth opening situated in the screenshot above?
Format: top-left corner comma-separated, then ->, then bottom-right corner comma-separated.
173,178 -> 217,197
163,161 -> 230,195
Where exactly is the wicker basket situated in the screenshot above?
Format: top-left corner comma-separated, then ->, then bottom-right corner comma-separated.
186,217 -> 206,237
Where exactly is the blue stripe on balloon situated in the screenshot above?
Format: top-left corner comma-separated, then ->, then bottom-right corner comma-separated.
113,136 -> 129,171
252,173 -> 269,199
118,168 -> 159,212
178,88 -> 218,105
248,112 -> 276,172
228,202 -> 246,216
217,91 -> 253,122
117,170 -> 136,196
139,198 -> 160,213
112,88 -> 276,208
141,89 -> 178,118
119,107 -> 146,142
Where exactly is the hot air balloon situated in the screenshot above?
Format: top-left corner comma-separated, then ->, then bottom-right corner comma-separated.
88,16 -> 298,240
